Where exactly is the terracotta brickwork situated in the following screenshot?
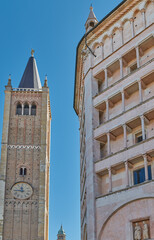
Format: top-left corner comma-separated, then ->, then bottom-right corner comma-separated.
0,83 -> 51,240
74,0 -> 154,239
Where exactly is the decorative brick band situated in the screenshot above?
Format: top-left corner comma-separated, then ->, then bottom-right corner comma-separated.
7,145 -> 41,149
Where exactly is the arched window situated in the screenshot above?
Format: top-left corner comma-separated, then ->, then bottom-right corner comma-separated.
90,22 -> 94,27
31,104 -> 36,116
24,103 -> 29,115
145,1 -> 154,27
133,10 -> 144,35
19,167 -> 27,176
112,28 -> 122,51
16,103 -> 22,115
103,36 -> 112,58
123,20 -> 132,44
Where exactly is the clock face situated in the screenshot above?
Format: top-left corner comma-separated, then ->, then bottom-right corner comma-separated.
11,182 -> 33,200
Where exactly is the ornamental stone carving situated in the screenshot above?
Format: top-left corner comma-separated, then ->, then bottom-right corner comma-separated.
134,223 -> 141,240
143,221 -> 149,240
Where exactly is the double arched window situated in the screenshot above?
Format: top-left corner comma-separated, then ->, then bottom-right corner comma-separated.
16,102 -> 37,116
19,167 -> 27,176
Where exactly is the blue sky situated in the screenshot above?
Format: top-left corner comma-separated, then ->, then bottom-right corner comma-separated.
0,0 -> 123,239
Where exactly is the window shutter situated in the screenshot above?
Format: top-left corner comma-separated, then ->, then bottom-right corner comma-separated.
148,165 -> 152,180
134,171 -> 138,185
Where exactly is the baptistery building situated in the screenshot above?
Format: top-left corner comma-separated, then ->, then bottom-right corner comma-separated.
74,0 -> 154,239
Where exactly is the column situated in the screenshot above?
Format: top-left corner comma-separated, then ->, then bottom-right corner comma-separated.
123,124 -> 127,148
125,161 -> 129,187
130,18 -> 135,38
119,26 -> 124,45
152,161 -> 154,180
107,132 -> 111,155
108,167 -> 112,192
22,104 -> 24,115
101,43 -> 104,60
140,115 -> 145,140
136,45 -> 140,68
138,79 -> 143,103
121,90 -> 125,112
119,57 -> 124,79
104,68 -> 108,88
143,154 -> 149,181
29,104 -> 32,115
109,34 -> 113,53
106,99 -> 109,121
141,9 -> 146,29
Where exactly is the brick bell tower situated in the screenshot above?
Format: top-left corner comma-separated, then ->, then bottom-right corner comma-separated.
0,50 -> 51,240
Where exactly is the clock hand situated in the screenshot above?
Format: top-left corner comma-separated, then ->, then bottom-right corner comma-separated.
14,187 -> 24,192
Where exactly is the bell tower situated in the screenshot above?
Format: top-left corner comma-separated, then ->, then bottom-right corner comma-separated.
57,225 -> 66,240
0,51 -> 51,240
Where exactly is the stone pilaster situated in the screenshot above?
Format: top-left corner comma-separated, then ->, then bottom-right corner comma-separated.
38,86 -> 51,240
0,86 -> 12,240
84,57 -> 98,240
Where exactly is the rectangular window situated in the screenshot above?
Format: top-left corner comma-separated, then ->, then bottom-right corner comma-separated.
133,166 -> 152,185
98,81 -> 104,93
99,112 -> 104,125
135,131 -> 146,144
100,143 -> 105,159
136,135 -> 143,143
130,63 -> 137,73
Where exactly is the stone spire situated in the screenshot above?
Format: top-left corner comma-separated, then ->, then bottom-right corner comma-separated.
18,50 -> 42,89
57,225 -> 66,240
85,5 -> 98,32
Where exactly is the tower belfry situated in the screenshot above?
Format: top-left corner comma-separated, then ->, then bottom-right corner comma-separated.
57,225 -> 66,240
0,51 -> 51,240
85,6 -> 98,32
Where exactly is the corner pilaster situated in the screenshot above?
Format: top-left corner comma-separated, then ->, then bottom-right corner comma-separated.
0,81 -> 12,239
38,84 -> 51,240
